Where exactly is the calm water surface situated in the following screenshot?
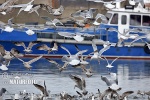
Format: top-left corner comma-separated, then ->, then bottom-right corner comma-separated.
0,58 -> 150,99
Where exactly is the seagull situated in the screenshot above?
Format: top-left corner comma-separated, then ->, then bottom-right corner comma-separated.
49,5 -> 64,16
45,58 -> 69,72
92,39 -> 116,58
69,74 -> 88,95
69,17 -> 87,27
9,0 -> 34,16
61,45 -> 87,65
28,5 -> 41,16
128,34 -> 149,47
12,55 -> 43,69
118,91 -> 134,100
0,88 -> 7,99
91,39 -> 105,62
39,4 -> 53,14
0,44 -> 23,60
37,42 -> 58,54
104,57 -> 119,68
58,32 -> 94,42
33,81 -> 49,98
0,0 -> 18,15
0,18 -> 15,33
129,0 -> 144,7
71,8 -> 97,19
13,41 -> 40,53
41,16 -> 63,27
93,13 -> 108,25
108,28 -> 140,46
81,65 -> 93,77
101,73 -> 121,91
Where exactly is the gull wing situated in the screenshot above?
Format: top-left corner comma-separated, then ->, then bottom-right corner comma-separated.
110,57 -> 119,65
9,4 -> 28,8
129,35 -> 147,46
0,21 -> 6,26
75,50 -> 88,56
29,5 -> 40,16
104,56 -> 109,65
95,13 -> 108,22
99,88 -> 113,100
45,58 -> 60,67
28,55 -> 43,64
0,45 -> 5,56
99,45 -> 110,56
82,33 -> 95,37
0,0 -> 11,8
121,91 -> 134,99
33,83 -> 45,94
53,19 -> 63,25
10,52 -> 24,63
7,17 -> 13,26
60,45 -> 71,56
58,32 -> 75,38
71,10 -> 82,17
9,0 -> 34,8
37,44 -> 50,51
10,48 -> 20,55
69,74 -> 83,90
13,42 -> 26,49
92,40 -> 98,52
41,16 -> 52,22
101,76 -> 111,86
28,41 -> 40,49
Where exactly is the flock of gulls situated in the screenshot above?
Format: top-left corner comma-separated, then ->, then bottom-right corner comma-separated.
0,0 -> 150,100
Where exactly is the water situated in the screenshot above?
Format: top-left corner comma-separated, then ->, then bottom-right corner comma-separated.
0,58 -> 150,99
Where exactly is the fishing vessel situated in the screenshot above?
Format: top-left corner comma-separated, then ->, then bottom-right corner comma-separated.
0,2 -> 150,60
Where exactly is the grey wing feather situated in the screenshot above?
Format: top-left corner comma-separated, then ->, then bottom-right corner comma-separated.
95,13 -> 108,21
75,50 -> 88,56
110,57 -> 119,65
60,45 -> 71,56
0,45 -> 5,56
53,19 -> 63,25
121,91 -> 134,99
58,32 -> 75,38
28,55 -> 43,64
28,41 -> 39,49
69,74 -> 83,90
33,84 -> 45,94
130,35 -> 147,45
99,46 -> 110,56
101,76 -> 111,86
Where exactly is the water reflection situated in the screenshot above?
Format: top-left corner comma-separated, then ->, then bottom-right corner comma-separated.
0,58 -> 150,98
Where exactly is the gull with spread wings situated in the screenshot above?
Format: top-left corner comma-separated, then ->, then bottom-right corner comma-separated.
69,74 -> 88,95
61,45 -> 87,65
41,16 -> 63,27
33,81 -> 50,99
58,32 -> 94,42
9,0 -> 34,16
49,5 -> 64,16
108,27 -> 140,46
104,57 -> 119,68
12,54 -> 43,69
13,41 -> 40,53
37,42 -> 58,54
45,58 -> 69,72
101,72 -> 121,91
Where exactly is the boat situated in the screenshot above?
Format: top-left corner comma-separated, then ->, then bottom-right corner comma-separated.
0,2 -> 150,60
